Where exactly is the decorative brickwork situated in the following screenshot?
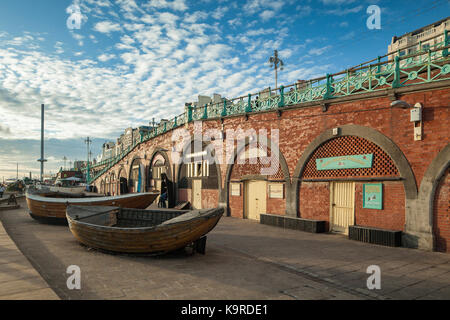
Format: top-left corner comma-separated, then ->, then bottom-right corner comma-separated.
303,136 -> 399,179
230,143 -> 284,181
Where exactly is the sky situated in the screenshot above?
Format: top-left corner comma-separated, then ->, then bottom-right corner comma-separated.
0,0 -> 448,180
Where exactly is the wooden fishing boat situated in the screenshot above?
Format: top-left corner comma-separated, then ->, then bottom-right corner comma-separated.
66,205 -> 224,254
26,188 -> 159,224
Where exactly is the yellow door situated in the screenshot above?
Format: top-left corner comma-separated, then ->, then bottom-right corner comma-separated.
192,179 -> 202,209
245,180 -> 267,221
330,182 -> 355,234
156,180 -> 161,192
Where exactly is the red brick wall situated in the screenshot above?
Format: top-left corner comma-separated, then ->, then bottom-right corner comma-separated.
201,189 -> 219,209
92,87 -> 450,236
266,195 -> 285,215
229,189 -> 244,218
355,182 -> 405,231
178,188 -> 190,202
299,182 -> 330,231
434,168 -> 450,253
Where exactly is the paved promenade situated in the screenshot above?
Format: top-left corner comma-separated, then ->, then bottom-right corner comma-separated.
1,199 -> 449,300
0,221 -> 59,300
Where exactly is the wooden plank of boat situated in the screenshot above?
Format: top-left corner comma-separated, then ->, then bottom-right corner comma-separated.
66,206 -> 224,254
26,190 -> 159,224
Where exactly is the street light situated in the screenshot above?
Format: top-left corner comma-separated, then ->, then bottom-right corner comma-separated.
269,50 -> 284,89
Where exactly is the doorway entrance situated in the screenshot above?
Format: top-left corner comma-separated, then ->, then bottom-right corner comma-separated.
330,181 -> 355,234
244,180 -> 267,221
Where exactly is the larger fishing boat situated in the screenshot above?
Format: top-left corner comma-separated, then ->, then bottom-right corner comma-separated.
66,205 -> 224,254
26,188 -> 159,224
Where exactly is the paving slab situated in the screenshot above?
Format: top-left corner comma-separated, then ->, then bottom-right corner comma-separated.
0,219 -> 59,300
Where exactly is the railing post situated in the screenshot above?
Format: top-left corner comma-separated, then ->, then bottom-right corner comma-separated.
202,104 -> 208,119
376,56 -> 381,79
221,99 -> 227,117
392,56 -> 401,88
174,116 -> 177,128
245,94 -> 252,113
323,74 -> 334,99
278,85 -> 285,107
187,103 -> 193,122
443,30 -> 449,57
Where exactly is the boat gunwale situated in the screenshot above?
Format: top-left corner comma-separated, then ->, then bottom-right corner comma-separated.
66,206 -> 224,232
26,191 -> 159,204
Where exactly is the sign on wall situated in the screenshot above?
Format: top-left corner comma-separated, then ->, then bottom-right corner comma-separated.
316,154 -> 373,171
363,183 -> 383,210
269,183 -> 284,199
231,183 -> 241,196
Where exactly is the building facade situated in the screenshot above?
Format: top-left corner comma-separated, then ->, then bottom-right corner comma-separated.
388,17 -> 449,59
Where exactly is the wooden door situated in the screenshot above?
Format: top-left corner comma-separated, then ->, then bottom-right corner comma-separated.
331,182 -> 355,234
245,180 -> 267,221
192,179 -> 202,209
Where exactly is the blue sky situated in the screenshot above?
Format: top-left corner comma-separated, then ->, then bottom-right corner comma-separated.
0,0 -> 449,179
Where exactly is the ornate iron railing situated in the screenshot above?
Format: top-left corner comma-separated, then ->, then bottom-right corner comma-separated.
86,31 -> 449,183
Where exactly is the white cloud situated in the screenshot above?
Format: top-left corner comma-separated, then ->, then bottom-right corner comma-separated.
98,53 -> 115,61
260,10 -> 275,21
309,45 -> 332,56
94,21 -> 122,33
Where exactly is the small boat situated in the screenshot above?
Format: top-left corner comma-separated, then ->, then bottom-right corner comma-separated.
26,188 -> 159,224
66,205 -> 224,254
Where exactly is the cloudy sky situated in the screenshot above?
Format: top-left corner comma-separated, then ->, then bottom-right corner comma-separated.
0,0 -> 448,180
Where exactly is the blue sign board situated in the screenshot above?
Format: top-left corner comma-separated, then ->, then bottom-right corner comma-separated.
363,183 -> 383,210
316,154 -> 373,171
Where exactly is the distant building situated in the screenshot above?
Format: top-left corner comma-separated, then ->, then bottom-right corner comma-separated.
388,17 -> 449,60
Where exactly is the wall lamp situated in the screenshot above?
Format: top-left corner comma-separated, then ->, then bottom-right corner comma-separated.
391,100 -> 423,141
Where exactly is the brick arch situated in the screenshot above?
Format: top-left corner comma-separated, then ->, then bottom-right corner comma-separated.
291,125 -> 417,210
176,138 -> 223,195
110,172 -> 116,196
148,148 -> 173,181
291,124 -> 418,243
99,179 -> 105,194
128,156 -> 145,192
224,134 -> 291,217
414,144 -> 450,251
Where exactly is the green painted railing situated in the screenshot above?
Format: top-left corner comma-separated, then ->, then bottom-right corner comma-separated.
86,32 -> 450,184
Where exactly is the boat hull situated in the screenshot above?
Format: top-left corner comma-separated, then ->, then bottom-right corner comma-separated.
26,192 -> 159,223
67,207 -> 224,253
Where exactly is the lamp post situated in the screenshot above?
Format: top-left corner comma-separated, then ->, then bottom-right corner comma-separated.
37,104 -> 47,182
269,50 -> 284,90
85,137 -> 92,188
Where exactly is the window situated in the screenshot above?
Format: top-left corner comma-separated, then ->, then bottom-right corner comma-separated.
187,160 -> 209,178
399,50 -> 406,56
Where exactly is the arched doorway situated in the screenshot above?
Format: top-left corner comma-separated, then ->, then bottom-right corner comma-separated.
105,176 -> 111,196
297,134 -> 405,234
178,140 -> 221,210
226,137 -> 289,220
129,158 -> 144,193
148,152 -> 170,193
100,179 -> 105,195
110,173 -> 116,196
118,167 -> 128,195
